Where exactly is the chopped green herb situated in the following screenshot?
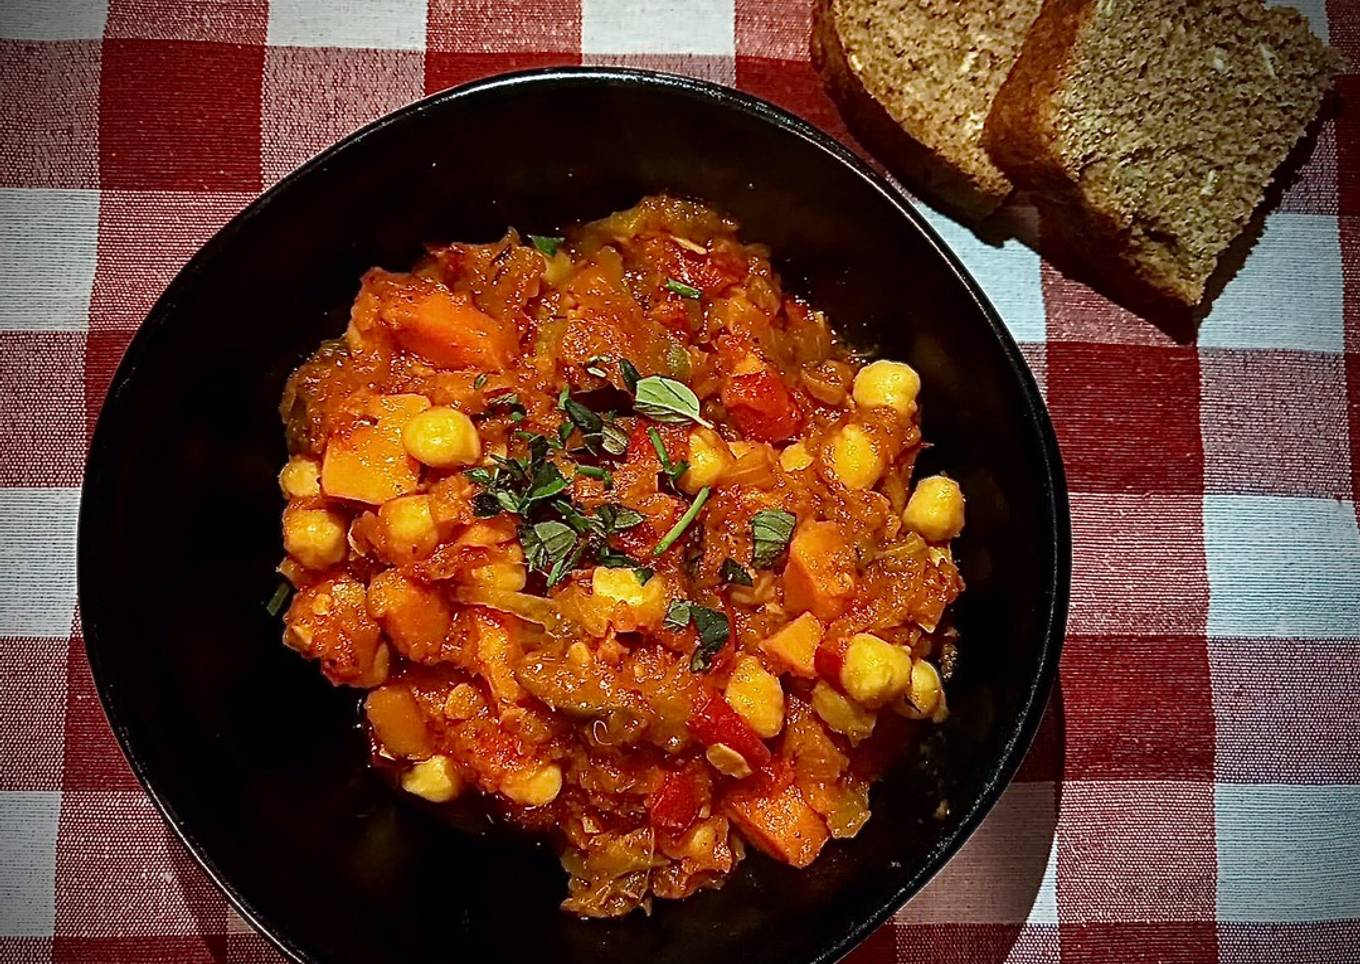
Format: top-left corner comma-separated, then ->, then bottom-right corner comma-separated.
664,599 -> 692,631
689,605 -> 730,671
751,508 -> 797,568
558,422 -> 575,448
664,278 -> 702,300
634,375 -> 712,428
563,395 -> 603,435
472,373 -> 489,391
619,358 -> 642,394
522,461 -> 568,506
633,567 -> 655,586
605,505 -> 645,530
653,486 -> 710,557
530,234 -> 564,256
487,392 -> 525,419
719,558 -> 754,587
600,422 -> 630,456
265,582 -> 292,617
576,464 -> 613,486
521,520 -> 577,575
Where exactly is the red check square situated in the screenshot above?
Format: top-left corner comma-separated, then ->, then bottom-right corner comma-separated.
1200,348 -> 1351,500
1047,341 -> 1204,494
62,636 -> 140,793
427,0 -> 581,53
0,332 -> 85,487
1060,635 -> 1215,782
1061,922 -> 1219,964
105,0 -> 268,43
261,46 -> 423,185
1056,781 -> 1217,923
55,791 -> 227,937
99,39 -> 263,192
0,635 -> 70,791
735,0 -> 813,61
1068,493 -> 1208,636
53,936 -> 225,963
734,57 -> 850,145
0,40 -> 101,188
880,924 -> 1060,963
1042,262 -> 1184,347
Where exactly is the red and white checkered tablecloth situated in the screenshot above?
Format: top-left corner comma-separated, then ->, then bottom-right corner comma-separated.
2,0 -> 1358,961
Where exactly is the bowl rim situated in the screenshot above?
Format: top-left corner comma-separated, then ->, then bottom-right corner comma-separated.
79,64 -> 1071,964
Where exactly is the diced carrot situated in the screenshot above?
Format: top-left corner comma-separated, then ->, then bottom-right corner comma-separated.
721,369 -> 801,443
721,762 -> 829,867
782,520 -> 856,620
321,393 -> 429,504
370,270 -> 519,370
365,684 -> 433,759
690,691 -> 772,770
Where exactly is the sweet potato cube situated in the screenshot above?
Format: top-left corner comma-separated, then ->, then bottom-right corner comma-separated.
376,272 -> 519,370
321,393 -> 429,504
365,684 -> 433,759
722,775 -> 829,868
760,613 -> 823,677
782,521 -> 856,620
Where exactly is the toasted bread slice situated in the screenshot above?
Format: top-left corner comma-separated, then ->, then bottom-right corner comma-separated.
985,0 -> 1339,305
813,0 -> 1043,219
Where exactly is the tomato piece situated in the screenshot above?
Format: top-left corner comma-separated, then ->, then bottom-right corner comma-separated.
690,692 -> 772,769
649,767 -> 708,833
721,370 -> 802,443
813,636 -> 850,685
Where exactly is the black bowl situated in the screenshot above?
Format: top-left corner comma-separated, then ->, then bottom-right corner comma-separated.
80,68 -> 1069,964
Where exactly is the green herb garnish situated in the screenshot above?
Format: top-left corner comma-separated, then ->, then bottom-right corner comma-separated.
664,599 -> 692,631
647,426 -> 690,489
472,373 -> 489,390
265,582 -> 292,617
619,358 -> 642,394
751,508 -> 796,568
635,375 -> 712,428
664,278 -> 702,300
633,567 -> 655,586
689,606 -> 730,671
653,486 -> 710,557
486,392 -> 526,420
719,558 -> 754,587
575,464 -> 613,487
530,235 -> 564,256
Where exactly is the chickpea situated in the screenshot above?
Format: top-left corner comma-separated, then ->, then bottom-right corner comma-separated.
402,754 -> 462,803
283,506 -> 346,569
379,494 -> 438,561
840,633 -> 913,708
278,456 -> 321,498
502,762 -> 563,806
682,428 -> 734,493
903,474 -> 965,542
828,424 -> 885,491
896,658 -> 948,723
852,359 -> 920,417
724,656 -> 786,739
811,681 -> 876,744
402,406 -> 481,468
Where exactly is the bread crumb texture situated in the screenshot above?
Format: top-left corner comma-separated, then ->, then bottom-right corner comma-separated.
823,0 -> 1042,213
1041,0 -> 1338,303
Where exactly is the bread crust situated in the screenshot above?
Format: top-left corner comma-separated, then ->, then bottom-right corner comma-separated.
811,0 -> 1011,220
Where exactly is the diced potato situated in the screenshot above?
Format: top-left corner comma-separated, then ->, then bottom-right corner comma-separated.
502,762 -> 563,806
903,475 -> 965,542
379,494 -> 438,562
778,442 -> 813,472
852,359 -> 920,417
402,406 -> 481,469
705,742 -> 753,779
402,754 -> 462,802
827,423 -> 885,491
365,684 -> 433,759
840,633 -> 913,709
724,656 -> 785,739
278,456 -> 320,498
591,567 -> 667,631
760,613 -> 823,677
722,776 -> 829,868
782,521 -> 856,620
811,680 -> 876,743
681,428 -> 735,494
321,394 -> 430,505
282,506 -> 346,570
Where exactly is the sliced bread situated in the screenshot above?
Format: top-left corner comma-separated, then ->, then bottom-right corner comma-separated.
985,0 -> 1340,305
812,0 -> 1043,219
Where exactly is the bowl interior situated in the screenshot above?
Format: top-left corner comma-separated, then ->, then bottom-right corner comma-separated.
80,70 -> 1066,964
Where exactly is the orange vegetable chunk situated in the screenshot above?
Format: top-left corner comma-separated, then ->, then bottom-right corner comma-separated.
321,393 -> 429,504
722,764 -> 829,868
782,520 -> 857,620
372,270 -> 519,370
365,684 -> 433,759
